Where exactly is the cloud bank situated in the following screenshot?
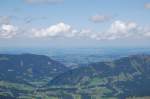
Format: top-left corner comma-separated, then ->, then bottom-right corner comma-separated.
30,20 -> 150,40
0,20 -> 150,40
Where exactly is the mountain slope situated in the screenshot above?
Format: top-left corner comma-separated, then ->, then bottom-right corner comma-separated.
0,54 -> 69,84
48,54 -> 150,97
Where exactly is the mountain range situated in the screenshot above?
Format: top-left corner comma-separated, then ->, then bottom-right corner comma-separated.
0,53 -> 150,99
0,54 -> 68,85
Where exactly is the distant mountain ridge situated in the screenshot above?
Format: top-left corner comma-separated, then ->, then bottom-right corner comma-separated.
48,54 -> 150,97
0,53 -> 69,84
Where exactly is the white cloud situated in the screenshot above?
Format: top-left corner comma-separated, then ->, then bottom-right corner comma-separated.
108,20 -> 137,34
145,3 -> 150,9
0,24 -> 18,38
32,22 -> 76,38
2,24 -> 18,33
90,14 -> 111,23
25,0 -> 63,4
100,21 -> 139,40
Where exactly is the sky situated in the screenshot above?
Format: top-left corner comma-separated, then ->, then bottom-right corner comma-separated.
0,0 -> 150,48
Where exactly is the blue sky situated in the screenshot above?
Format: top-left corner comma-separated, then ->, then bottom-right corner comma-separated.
0,0 -> 150,48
